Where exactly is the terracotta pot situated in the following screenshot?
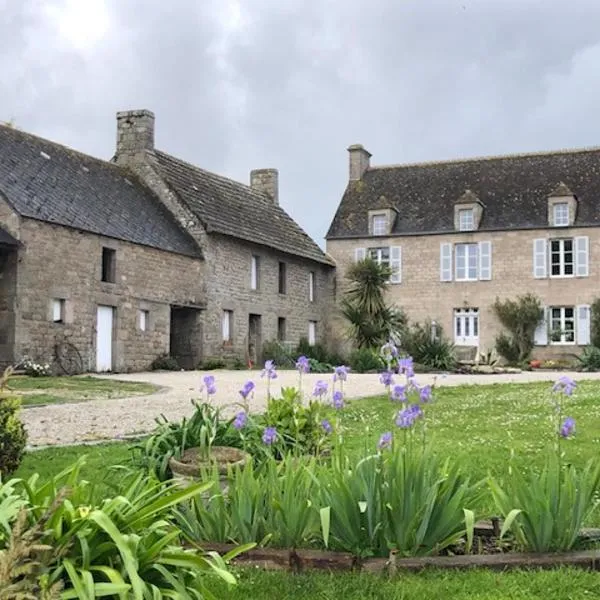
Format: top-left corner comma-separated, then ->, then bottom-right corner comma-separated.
169,446 -> 251,491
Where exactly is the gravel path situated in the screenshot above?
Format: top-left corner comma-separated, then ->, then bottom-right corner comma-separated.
22,369 -> 600,447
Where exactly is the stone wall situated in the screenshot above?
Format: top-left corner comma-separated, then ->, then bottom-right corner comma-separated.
202,233 -> 335,363
15,218 -> 205,372
327,227 -> 600,360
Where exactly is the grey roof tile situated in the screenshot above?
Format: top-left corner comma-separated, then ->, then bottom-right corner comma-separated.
327,147 -> 600,238
0,125 -> 200,257
153,150 -> 334,265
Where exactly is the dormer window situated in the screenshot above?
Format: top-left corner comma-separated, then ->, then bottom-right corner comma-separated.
553,202 -> 569,227
458,208 -> 474,231
371,214 -> 387,236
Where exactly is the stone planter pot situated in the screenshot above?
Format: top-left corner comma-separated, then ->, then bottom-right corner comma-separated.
169,446 -> 250,493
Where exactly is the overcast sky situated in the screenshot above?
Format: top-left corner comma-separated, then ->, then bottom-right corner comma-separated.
2,0 -> 600,247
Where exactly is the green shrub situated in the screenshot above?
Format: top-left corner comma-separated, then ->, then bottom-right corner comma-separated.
577,346 -> 600,372
591,298 -> 600,348
150,353 -> 180,371
348,347 -> 384,373
296,337 -> 329,364
262,340 -> 295,368
493,294 -> 543,363
308,358 -> 333,374
200,358 -> 226,370
0,396 -> 27,478
402,321 -> 456,370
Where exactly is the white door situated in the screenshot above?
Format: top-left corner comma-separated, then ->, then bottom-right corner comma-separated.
454,308 -> 479,346
96,305 -> 114,372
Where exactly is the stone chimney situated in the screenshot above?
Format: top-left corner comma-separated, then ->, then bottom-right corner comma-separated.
348,144 -> 371,181
250,168 -> 279,205
115,109 -> 155,161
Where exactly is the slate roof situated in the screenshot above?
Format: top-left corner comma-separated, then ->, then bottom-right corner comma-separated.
326,147 -> 600,238
152,150 -> 334,265
0,125 -> 200,257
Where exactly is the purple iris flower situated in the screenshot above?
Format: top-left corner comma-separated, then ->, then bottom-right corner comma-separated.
202,375 -> 216,396
391,384 -> 407,402
332,390 -> 344,409
398,356 -> 415,378
333,365 -> 350,382
552,376 -> 577,396
380,371 -> 394,387
395,404 -> 422,428
321,419 -> 333,435
560,417 -> 576,438
313,380 -> 328,398
261,360 -> 278,380
419,384 -> 432,403
381,343 -> 399,360
263,426 -> 277,445
378,432 -> 393,450
239,380 -> 255,400
296,355 -> 311,374
233,411 -> 248,430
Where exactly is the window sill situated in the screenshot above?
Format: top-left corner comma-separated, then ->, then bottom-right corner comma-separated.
549,274 -> 575,279
454,278 -> 479,282
550,342 -> 576,346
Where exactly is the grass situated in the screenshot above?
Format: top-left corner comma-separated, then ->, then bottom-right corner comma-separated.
211,567 -> 600,599
9,375 -> 158,406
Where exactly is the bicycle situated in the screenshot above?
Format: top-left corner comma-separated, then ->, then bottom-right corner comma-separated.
53,332 -> 84,375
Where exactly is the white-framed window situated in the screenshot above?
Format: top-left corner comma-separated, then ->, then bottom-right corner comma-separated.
367,246 -> 402,284
455,243 -> 478,281
222,310 -> 233,342
458,208 -> 474,231
454,308 -> 479,346
550,306 -> 575,344
52,299 -> 65,323
371,214 -> 387,236
251,255 -> 259,290
308,320 -> 317,346
139,309 -> 149,332
550,239 -> 574,277
368,247 -> 390,267
553,203 -> 569,227
309,271 -> 315,302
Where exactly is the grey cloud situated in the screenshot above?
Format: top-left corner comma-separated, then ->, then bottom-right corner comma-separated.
2,0 -> 600,246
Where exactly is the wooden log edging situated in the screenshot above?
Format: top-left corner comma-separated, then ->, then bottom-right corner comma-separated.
201,543 -> 600,574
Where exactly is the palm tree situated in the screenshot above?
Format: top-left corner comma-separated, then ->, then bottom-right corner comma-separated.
339,258 -> 406,349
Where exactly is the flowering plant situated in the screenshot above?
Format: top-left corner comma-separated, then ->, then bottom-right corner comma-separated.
21,358 -> 51,378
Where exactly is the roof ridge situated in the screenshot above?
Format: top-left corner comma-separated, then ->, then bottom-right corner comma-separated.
154,149 -> 270,202
0,123 -> 125,173
368,144 -> 600,171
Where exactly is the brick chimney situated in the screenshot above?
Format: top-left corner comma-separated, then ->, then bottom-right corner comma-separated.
250,168 -> 279,205
115,109 -> 155,162
348,144 -> 371,181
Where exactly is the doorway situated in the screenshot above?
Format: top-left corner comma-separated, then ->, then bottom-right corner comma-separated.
96,305 -> 114,372
454,308 -> 479,347
170,306 -> 203,370
248,314 -> 262,365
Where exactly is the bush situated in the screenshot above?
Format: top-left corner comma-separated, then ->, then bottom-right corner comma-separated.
349,347 -> 384,373
200,358 -> 226,370
296,337 -> 329,364
0,395 -> 27,478
493,294 -> 543,363
402,321 -> 456,371
591,298 -> 600,348
577,346 -> 600,372
20,358 -> 52,377
150,353 -> 180,371
262,340 -> 295,368
308,358 -> 333,374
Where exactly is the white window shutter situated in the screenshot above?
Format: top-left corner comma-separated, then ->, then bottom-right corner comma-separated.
478,241 -> 492,280
533,239 -> 547,278
354,248 -> 366,262
390,246 -> 401,284
575,236 -> 589,277
440,243 -> 453,282
534,307 -> 548,345
577,304 -> 591,345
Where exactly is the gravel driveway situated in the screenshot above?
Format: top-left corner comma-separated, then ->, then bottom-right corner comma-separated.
22,369 -> 600,447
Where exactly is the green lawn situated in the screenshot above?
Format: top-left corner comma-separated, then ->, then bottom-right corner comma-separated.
9,375 -> 158,406
13,379 -> 600,598
211,567 -> 600,599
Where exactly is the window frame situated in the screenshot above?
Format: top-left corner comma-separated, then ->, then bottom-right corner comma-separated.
52,298 -> 65,323
549,238 -> 574,278
552,202 -> 569,227
308,271 -> 315,302
550,306 -> 576,345
139,309 -> 149,332
101,247 -> 116,283
455,243 -> 478,281
308,320 -> 317,346
371,214 -> 387,236
222,310 -> 233,343
251,255 -> 260,290
278,262 -> 287,295
368,247 -> 390,268
458,208 -> 475,232
277,317 -> 286,342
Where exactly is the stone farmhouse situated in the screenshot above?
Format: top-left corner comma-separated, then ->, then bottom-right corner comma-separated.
326,143 -> 600,359
0,110 -> 334,372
